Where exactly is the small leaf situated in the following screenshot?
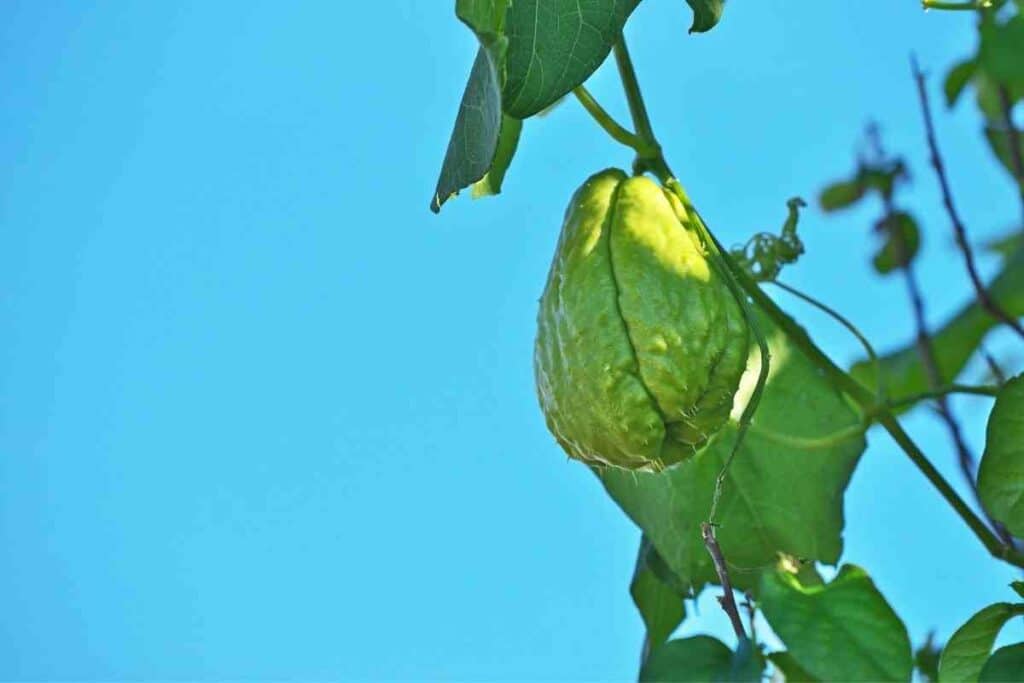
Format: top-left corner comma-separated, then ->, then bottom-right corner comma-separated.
431,47 -> 506,212
601,311 -> 866,594
471,115 -> 522,198
1011,581 -> 1024,599
917,634 -> 942,683
980,643 -> 1024,682
760,565 -> 913,682
977,374 -> 1024,536
945,58 -> 978,108
502,0 -> 640,118
640,636 -> 765,682
872,212 -> 921,275
850,252 -> 1024,406
819,179 -> 866,212
631,536 -> 687,653
684,0 -> 726,33
769,651 -> 820,681
938,602 -> 1024,682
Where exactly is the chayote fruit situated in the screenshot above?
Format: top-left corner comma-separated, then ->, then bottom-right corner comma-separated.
534,168 -> 750,471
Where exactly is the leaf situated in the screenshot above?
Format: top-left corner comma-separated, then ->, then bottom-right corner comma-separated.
945,58 -> 978,108
819,179 -> 866,212
986,231 -> 1024,262
600,311 -> 867,594
850,252 -> 1024,406
980,644 -> 1024,682
760,565 -> 913,682
471,114 -> 522,198
938,602 -> 1024,682
769,651 -> 820,681
640,636 -> 765,682
632,536 -> 687,653
979,16 -> 1024,92
977,374 -> 1024,536
984,125 -> 1024,190
1012,581 -> 1024,600
501,0 -> 640,119
872,212 -> 921,275
430,46 -> 507,213
684,0 -> 726,33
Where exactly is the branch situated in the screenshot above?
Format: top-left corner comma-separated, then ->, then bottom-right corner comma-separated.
888,383 -> 1000,409
911,56 -> 1024,342
572,86 -> 656,156
701,522 -> 748,642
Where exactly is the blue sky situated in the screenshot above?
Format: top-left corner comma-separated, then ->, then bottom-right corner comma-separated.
1,1 -> 1022,679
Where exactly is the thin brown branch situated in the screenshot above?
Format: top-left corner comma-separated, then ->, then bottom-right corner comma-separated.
887,187 -> 1018,548
700,522 -> 748,642
911,56 -> 1024,342
996,85 -> 1024,226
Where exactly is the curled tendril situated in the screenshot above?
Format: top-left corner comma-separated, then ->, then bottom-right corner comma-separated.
730,197 -> 807,282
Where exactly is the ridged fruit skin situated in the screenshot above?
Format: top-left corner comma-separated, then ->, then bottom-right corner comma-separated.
534,169 -> 750,471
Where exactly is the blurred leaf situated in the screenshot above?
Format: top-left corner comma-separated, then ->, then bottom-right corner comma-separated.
502,0 -> 640,118
986,231 -> 1024,261
939,602 -> 1024,682
980,644 -> 1024,682
601,311 -> 866,594
684,0 -> 726,33
640,636 -> 764,682
760,565 -> 913,682
979,16 -> 1024,91
819,179 -> 866,212
850,252 -> 1024,406
769,651 -> 820,681
872,212 -> 921,275
471,115 -> 522,198
945,58 -> 978,108
977,374 -> 1024,536
632,536 -> 687,654
917,633 -> 942,683
984,125 -> 1024,189
1012,581 -> 1024,599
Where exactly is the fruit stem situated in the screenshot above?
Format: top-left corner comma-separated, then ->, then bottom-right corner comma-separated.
572,86 -> 657,157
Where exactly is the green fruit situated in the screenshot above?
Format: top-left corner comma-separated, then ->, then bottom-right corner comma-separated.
534,169 -> 750,471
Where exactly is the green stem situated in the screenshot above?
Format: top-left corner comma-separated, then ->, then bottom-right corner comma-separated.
921,0 -> 991,9
770,280 -> 884,399
572,86 -> 655,156
608,31 -> 1024,568
890,384 -> 1000,410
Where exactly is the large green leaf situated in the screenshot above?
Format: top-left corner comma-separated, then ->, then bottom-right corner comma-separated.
471,114 -> 522,199
769,651 -> 820,681
850,252 -> 1024,405
684,0 -> 726,33
979,16 -> 1024,92
977,375 -> 1024,537
640,636 -> 765,682
980,644 -> 1024,682
600,311 -> 866,593
631,536 -> 687,654
760,565 -> 913,682
502,0 -> 640,119
938,602 -> 1024,683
